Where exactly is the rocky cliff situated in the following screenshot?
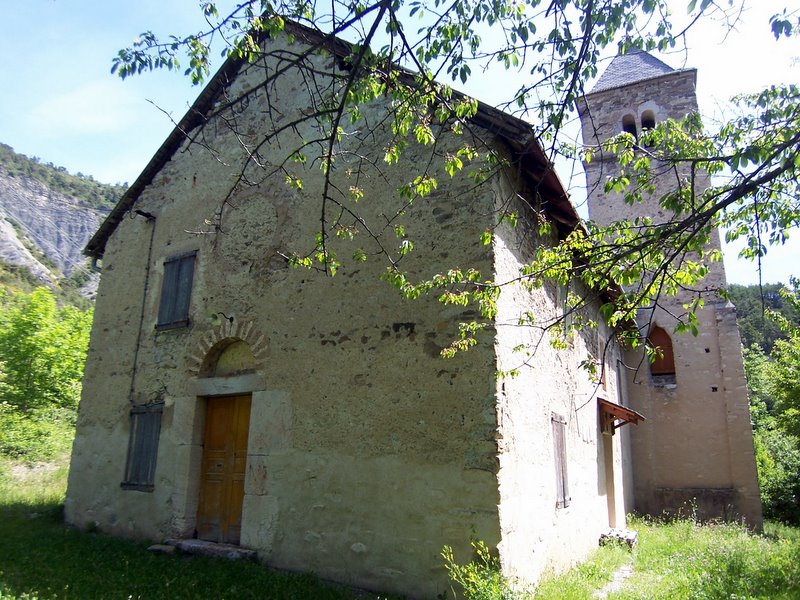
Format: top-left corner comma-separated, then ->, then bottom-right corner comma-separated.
0,169 -> 107,277
0,144 -> 123,295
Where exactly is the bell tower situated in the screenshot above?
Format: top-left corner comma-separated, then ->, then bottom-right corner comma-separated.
577,51 -> 762,527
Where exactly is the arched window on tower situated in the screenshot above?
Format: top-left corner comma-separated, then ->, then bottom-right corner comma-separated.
641,110 -> 656,130
647,326 -> 676,377
622,114 -> 638,138
641,110 -> 656,147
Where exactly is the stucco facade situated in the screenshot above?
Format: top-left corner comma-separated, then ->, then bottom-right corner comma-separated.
577,53 -> 762,527
66,25 -> 635,598
493,194 -> 629,584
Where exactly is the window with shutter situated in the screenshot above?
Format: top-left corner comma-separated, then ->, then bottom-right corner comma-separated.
121,403 -> 163,492
552,413 -> 570,508
157,251 -> 196,330
647,326 -> 676,376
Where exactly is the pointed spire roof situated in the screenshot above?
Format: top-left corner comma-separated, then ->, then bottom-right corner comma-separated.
588,49 -> 676,94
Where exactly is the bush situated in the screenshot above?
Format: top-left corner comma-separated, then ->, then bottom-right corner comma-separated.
0,288 -> 92,412
754,427 -> 800,524
442,540 -> 517,600
0,402 -> 75,461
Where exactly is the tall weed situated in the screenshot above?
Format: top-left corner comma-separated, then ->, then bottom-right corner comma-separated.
442,540 -> 518,600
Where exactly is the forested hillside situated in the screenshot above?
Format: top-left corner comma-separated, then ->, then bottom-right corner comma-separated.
0,143 -> 125,211
728,283 -> 800,354
0,146 -> 116,460
733,280 -> 800,525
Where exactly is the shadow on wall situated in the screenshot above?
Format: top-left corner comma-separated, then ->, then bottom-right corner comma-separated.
654,487 -> 737,522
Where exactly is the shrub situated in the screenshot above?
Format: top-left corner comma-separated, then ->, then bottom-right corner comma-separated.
442,540 -> 517,600
754,427 -> 800,524
0,287 -> 92,412
0,402 -> 75,461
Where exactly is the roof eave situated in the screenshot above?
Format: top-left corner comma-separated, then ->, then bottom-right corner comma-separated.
84,20 -> 620,305
84,54 -> 247,259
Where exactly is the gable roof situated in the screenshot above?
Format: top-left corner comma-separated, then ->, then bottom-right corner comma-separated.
588,49 -> 678,94
85,22 -> 581,260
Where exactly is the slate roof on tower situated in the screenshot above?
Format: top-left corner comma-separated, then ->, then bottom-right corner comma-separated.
589,49 -> 676,94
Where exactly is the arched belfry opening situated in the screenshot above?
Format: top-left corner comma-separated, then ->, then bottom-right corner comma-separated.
200,338 -> 257,377
647,326 -> 675,376
641,110 -> 656,147
622,113 -> 638,138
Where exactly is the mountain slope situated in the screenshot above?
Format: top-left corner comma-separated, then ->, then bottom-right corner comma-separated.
0,144 -> 124,295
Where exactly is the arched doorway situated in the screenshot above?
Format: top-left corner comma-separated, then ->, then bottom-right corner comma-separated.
195,339 -> 256,544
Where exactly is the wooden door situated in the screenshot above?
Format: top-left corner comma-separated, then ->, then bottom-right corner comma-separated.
196,394 -> 251,544
603,434 -> 617,528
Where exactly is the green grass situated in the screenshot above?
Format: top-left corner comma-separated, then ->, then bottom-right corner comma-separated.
533,543 -> 631,599
531,516 -> 800,600
609,516 -> 800,599
3,461 -> 800,600
0,462 -> 395,600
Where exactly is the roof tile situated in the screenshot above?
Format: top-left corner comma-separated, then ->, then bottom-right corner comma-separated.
589,50 -> 675,93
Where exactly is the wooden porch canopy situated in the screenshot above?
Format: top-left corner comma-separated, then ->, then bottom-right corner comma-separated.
599,398 -> 645,436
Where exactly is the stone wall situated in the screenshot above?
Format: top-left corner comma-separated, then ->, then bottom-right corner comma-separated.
491,180 -> 629,586
66,36 -> 507,598
621,302 -> 761,526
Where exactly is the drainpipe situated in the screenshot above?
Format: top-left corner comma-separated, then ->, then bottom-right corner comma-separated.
129,210 -> 157,404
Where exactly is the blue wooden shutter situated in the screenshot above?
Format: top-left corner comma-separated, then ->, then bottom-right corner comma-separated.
157,252 -> 196,328
552,413 -> 570,508
173,254 -> 195,324
157,258 -> 180,326
122,403 -> 163,491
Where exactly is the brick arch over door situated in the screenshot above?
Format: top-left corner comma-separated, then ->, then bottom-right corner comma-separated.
187,319 -> 269,375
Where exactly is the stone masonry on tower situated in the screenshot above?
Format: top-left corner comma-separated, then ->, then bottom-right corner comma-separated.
577,51 -> 763,527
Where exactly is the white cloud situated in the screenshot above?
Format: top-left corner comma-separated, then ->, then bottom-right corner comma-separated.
26,80 -> 142,137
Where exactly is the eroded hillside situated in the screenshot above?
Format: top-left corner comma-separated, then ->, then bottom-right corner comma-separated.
0,144 -> 124,297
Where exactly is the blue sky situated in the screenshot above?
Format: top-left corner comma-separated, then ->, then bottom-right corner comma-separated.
1,1 -> 206,184
0,1 -> 797,284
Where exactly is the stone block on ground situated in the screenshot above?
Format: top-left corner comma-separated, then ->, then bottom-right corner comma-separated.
599,528 -> 638,550
165,538 -> 257,561
147,543 -> 178,555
